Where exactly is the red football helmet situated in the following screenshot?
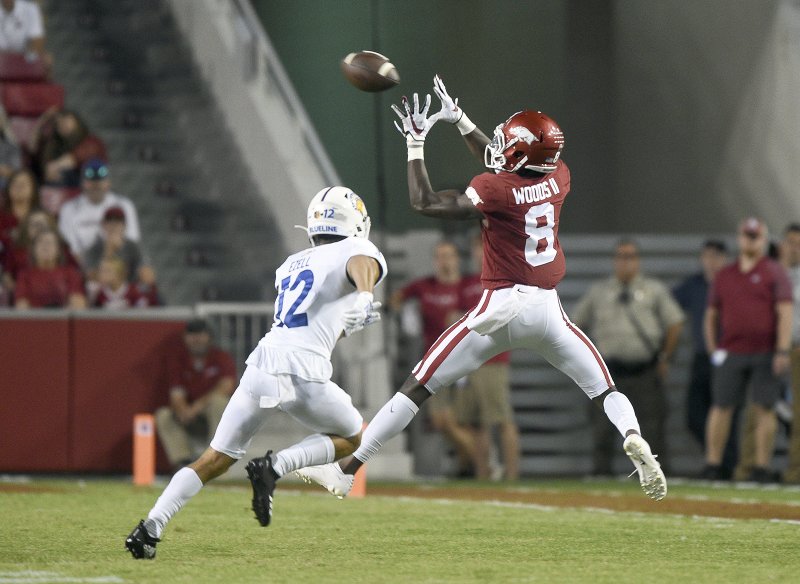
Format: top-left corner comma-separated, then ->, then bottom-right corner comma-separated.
484,110 -> 565,174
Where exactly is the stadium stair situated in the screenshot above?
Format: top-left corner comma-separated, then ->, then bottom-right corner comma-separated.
43,0 -> 284,304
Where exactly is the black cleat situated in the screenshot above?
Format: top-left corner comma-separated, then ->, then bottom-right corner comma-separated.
246,450 -> 278,527
125,520 -> 160,559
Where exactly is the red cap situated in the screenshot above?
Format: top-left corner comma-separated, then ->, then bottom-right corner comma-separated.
103,206 -> 126,222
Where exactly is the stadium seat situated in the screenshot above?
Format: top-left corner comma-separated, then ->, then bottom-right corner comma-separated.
0,52 -> 47,82
8,116 -> 39,151
40,185 -> 81,215
1,82 -> 64,117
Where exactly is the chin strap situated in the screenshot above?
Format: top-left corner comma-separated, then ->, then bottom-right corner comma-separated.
294,224 -> 314,245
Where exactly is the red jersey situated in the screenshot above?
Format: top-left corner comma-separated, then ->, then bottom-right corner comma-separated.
93,282 -> 152,309
400,276 -> 462,348
166,345 -> 237,402
708,257 -> 793,353
466,160 -> 570,290
15,265 -> 85,307
0,210 -> 20,241
460,273 -> 511,364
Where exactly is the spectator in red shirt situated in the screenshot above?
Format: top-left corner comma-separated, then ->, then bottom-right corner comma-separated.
0,168 -> 41,242
14,228 -> 86,309
31,108 -> 108,187
2,208 -> 78,292
155,319 -> 237,470
703,217 -> 794,482
455,234 -> 520,480
91,257 -> 152,309
389,240 -> 477,476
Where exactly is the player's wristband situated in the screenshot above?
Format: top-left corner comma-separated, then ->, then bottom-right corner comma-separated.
455,112 -> 476,135
407,143 -> 424,161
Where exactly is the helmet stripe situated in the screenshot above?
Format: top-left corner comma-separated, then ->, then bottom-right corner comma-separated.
320,187 -> 334,201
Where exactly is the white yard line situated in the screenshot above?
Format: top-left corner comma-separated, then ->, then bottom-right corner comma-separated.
0,572 -> 123,584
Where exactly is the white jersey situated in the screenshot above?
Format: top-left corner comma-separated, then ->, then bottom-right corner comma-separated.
245,237 -> 387,381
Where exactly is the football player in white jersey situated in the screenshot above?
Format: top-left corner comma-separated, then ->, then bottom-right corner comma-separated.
126,186 -> 387,559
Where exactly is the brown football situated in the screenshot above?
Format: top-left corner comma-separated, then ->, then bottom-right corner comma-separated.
340,51 -> 400,92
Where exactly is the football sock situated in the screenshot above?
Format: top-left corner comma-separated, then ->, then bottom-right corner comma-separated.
145,467 -> 203,538
272,433 -> 335,477
353,392 -> 419,464
603,391 -> 641,437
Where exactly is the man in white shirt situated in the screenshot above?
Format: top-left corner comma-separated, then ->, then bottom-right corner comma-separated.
0,0 -> 51,66
57,159 -> 141,263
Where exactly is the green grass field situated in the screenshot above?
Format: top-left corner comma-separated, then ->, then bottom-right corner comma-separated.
2,477 -> 800,583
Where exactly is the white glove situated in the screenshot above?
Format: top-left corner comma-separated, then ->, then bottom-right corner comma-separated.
432,75 -> 475,135
392,93 -> 438,146
343,291 -> 382,336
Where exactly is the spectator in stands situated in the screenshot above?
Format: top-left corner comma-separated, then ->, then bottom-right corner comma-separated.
58,159 -> 140,263
83,206 -> 142,280
91,256 -> 152,309
31,108 -> 107,186
572,239 -> 684,476
155,319 -> 236,470
0,0 -> 52,69
0,168 -> 40,242
456,234 -> 520,480
0,106 -> 22,189
703,218 -> 793,483
673,240 -> 739,478
778,223 -> 800,484
389,240 -> 477,477
14,228 -> 86,309
2,207 -> 77,284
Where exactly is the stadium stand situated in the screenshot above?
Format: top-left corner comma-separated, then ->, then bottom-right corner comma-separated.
41,0 -> 283,304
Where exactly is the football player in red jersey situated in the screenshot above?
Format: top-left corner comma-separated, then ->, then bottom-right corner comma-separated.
296,77 -> 667,500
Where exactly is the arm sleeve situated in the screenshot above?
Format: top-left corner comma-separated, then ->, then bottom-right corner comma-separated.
466,174 -> 497,213
123,200 -> 142,242
772,263 -> 794,302
57,205 -> 78,254
346,238 -> 388,285
655,282 -> 685,327
27,3 -> 44,39
707,277 -> 721,309
400,279 -> 422,302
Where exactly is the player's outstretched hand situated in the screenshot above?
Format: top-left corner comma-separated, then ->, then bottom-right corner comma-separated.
391,93 -> 439,144
343,291 -> 382,336
432,75 -> 463,124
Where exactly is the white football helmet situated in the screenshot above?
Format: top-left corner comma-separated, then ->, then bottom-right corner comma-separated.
305,186 -> 371,242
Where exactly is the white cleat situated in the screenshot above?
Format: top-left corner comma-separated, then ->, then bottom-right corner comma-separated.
623,434 -> 667,501
294,463 -> 354,499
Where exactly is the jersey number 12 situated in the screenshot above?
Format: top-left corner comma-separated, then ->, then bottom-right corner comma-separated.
275,269 -> 314,328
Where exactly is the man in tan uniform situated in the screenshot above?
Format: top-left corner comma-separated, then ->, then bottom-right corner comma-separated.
573,239 -> 684,475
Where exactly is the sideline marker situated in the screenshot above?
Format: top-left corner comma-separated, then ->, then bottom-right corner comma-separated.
133,413 -> 156,485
